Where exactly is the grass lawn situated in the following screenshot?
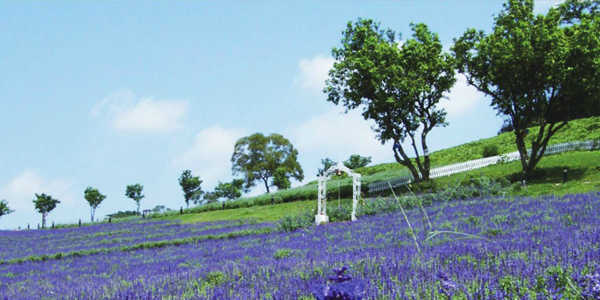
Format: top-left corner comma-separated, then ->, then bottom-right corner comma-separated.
156,150 -> 600,224
159,200 -> 317,223
431,150 -> 600,197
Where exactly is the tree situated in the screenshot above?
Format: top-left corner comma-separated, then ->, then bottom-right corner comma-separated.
213,179 -> 245,201
231,133 -> 304,193
84,187 -> 106,222
325,20 -> 456,182
453,0 -> 600,177
318,158 -> 336,175
32,193 -> 60,228
178,170 -> 203,208
344,154 -> 372,169
125,184 -> 144,213
0,199 -> 14,219
272,167 -> 291,190
202,192 -> 220,205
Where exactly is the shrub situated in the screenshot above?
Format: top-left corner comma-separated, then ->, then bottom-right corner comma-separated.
328,205 -> 353,222
277,209 -> 315,232
106,210 -> 139,218
273,248 -> 293,259
482,144 -> 499,158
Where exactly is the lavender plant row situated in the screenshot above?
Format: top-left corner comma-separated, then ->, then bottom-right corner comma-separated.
1,193 -> 599,299
0,219 -> 272,261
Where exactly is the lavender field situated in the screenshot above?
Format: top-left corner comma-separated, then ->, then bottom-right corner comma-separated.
1,193 -> 599,299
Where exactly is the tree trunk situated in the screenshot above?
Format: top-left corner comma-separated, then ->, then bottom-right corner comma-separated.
515,121 -> 566,179
91,207 -> 95,222
42,212 -> 47,228
393,142 -> 423,183
420,131 -> 431,182
263,178 -> 270,194
512,124 -> 531,177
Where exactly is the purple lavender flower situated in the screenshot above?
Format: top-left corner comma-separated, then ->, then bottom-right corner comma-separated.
578,273 -> 600,299
437,271 -> 457,297
328,266 -> 353,283
312,266 -> 366,300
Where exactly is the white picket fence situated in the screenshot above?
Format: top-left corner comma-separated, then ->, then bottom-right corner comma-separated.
368,139 -> 600,195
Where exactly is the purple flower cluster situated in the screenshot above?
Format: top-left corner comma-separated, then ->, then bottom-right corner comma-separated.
0,220 -> 271,261
0,192 -> 598,299
577,273 -> 600,299
311,266 -> 366,300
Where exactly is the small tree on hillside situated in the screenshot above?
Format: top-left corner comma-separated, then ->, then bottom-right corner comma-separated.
272,167 -> 292,190
344,155 -> 372,169
231,133 -> 304,194
202,192 -> 220,205
318,158 -> 335,175
178,170 -> 203,208
213,179 -> 246,201
84,187 -> 106,222
33,193 -> 60,228
125,184 -> 144,214
0,199 -> 14,219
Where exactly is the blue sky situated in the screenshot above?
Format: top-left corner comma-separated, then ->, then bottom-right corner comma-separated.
0,1 -> 560,229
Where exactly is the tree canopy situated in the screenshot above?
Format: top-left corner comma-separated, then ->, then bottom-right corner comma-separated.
0,199 -> 14,219
318,158 -> 336,176
325,20 -> 456,182
231,133 -> 304,193
84,187 -> 106,222
33,193 -> 60,228
178,170 -> 203,208
344,155 -> 372,170
213,179 -> 245,201
125,184 -> 144,213
452,0 -> 600,177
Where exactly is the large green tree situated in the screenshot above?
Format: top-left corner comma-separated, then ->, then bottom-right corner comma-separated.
231,133 -> 304,193
178,170 -> 203,208
84,187 -> 106,222
453,0 -> 600,177
125,184 -> 144,213
325,20 -> 456,182
0,199 -> 14,219
33,193 -> 60,228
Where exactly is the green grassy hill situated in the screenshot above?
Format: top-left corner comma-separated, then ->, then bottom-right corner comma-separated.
148,117 -> 600,223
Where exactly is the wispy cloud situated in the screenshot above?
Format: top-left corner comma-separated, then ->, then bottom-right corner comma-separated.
295,54 -> 335,94
172,125 -> 247,190
92,89 -> 189,133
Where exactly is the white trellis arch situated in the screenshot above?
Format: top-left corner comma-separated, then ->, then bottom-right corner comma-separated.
315,162 -> 362,225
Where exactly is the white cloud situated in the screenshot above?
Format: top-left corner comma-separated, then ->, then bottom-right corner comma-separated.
0,170 -> 78,229
287,108 -> 392,182
172,126 -> 247,189
92,89 -> 189,133
295,54 -> 335,93
2,170 -> 74,210
439,74 -> 486,120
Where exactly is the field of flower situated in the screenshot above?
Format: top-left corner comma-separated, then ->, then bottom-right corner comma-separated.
1,193 -> 599,299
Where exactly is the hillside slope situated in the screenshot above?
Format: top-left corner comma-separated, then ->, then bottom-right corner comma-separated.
165,117 -> 600,217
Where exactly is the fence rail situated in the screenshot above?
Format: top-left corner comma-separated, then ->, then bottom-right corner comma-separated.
368,139 -> 600,195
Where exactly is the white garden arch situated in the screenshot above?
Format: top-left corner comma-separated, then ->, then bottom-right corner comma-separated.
315,162 -> 362,225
